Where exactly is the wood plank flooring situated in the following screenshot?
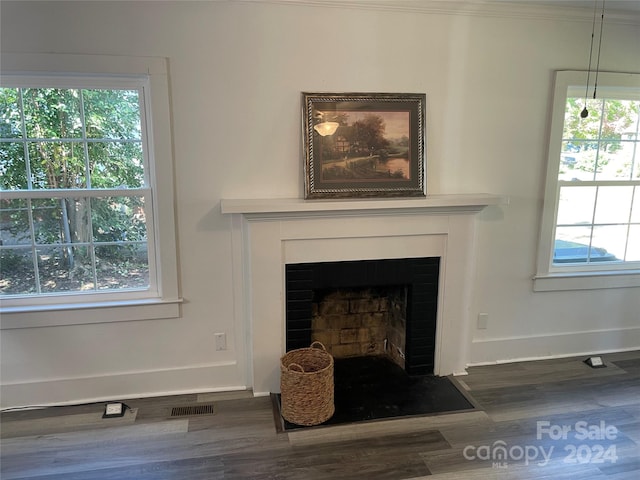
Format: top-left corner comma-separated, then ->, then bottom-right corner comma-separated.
1,350 -> 639,479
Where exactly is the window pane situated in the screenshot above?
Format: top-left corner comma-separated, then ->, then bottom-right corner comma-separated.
0,141 -> 28,189
83,89 -> 141,140
554,226 -> 593,263
563,97 -> 602,140
591,225 -> 626,262
23,88 -> 82,139
594,186 -> 633,225
559,141 -> 580,179
37,245 -> 94,293
0,247 -> 36,295
559,141 -> 599,181
0,88 -> 23,138
91,196 -> 147,243
31,198 -> 92,245
595,140 -> 635,180
554,226 -> 622,264
627,225 -> 640,261
1,199 -> 31,245
88,142 -> 144,188
28,141 -> 87,189
600,99 -> 639,140
31,198 -> 63,244
95,244 -> 149,290
557,186 -> 596,225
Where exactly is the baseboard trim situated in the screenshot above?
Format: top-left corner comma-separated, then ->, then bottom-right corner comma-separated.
469,327 -> 640,366
1,362 -> 247,409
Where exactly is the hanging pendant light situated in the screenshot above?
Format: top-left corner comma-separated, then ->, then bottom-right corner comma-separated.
581,0 -> 606,119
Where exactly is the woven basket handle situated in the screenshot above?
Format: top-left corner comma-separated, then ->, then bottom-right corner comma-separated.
310,341 -> 327,351
288,363 -> 305,373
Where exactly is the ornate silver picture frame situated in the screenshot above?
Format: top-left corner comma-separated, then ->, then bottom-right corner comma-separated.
302,92 -> 426,199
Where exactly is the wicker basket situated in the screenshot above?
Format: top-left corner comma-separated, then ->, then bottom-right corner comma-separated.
280,341 -> 335,426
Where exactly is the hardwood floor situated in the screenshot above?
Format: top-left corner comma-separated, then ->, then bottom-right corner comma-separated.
2,351 -> 639,479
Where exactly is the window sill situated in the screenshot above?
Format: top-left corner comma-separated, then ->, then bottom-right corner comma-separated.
533,270 -> 640,292
0,298 -> 183,329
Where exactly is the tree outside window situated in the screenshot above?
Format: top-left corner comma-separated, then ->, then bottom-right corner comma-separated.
0,84 -> 153,297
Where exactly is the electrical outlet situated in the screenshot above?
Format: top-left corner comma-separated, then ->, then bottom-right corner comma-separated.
477,313 -> 489,330
103,402 -> 125,418
215,333 -> 227,351
584,356 -> 606,368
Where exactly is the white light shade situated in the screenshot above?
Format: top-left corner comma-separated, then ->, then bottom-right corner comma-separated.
313,121 -> 339,136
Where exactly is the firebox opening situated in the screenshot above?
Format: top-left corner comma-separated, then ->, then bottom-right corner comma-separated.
311,286 -> 408,371
286,257 -> 440,376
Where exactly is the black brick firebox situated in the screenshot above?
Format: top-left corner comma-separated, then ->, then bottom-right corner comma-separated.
285,257 -> 440,376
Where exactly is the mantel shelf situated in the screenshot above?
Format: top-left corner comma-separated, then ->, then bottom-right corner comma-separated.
221,193 -> 508,216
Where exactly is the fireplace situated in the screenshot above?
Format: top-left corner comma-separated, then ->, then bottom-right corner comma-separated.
221,194 -> 504,395
286,257 -> 440,375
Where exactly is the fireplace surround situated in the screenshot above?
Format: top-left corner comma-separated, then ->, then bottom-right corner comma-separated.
222,194 -> 504,395
286,257 -> 440,375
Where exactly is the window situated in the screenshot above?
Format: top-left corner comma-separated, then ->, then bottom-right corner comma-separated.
0,54 -> 179,327
535,71 -> 640,291
1,80 -> 154,297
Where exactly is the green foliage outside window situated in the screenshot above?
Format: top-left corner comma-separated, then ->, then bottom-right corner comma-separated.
0,86 -> 150,296
561,98 -> 639,180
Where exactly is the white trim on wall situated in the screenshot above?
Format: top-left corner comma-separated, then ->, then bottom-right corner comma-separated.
470,326 -> 640,366
0,362 -> 245,409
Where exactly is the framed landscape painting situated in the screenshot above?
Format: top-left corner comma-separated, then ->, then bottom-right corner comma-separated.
302,92 -> 426,199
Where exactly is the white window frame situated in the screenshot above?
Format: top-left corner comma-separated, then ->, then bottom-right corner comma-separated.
0,53 -> 181,328
534,70 -> 640,292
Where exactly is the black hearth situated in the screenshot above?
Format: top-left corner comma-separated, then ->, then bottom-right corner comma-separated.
273,355 -> 476,431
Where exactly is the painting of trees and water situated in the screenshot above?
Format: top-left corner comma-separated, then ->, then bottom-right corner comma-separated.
316,111 -> 411,182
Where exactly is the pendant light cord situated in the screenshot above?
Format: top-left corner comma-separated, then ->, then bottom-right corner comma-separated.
582,0 -> 605,118
593,0 -> 606,99
583,1 -> 598,107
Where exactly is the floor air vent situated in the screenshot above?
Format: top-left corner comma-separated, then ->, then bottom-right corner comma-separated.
170,404 -> 216,417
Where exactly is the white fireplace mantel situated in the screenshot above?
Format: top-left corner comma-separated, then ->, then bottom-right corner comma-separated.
221,193 -> 507,216
222,193 -> 507,396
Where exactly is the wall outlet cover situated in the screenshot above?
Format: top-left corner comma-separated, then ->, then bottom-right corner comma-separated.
215,332 -> 227,351
584,356 -> 606,368
103,402 -> 126,418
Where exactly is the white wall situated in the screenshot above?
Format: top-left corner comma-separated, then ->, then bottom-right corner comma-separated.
1,0 -> 639,407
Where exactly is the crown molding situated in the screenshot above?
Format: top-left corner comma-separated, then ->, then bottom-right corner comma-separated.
234,0 -> 640,26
